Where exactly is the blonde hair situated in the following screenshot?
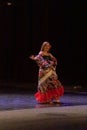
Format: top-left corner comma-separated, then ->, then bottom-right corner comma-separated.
40,41 -> 51,51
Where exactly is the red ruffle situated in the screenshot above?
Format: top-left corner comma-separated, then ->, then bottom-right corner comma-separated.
35,86 -> 64,103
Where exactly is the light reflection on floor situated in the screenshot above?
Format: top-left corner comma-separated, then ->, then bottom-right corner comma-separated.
0,93 -> 87,110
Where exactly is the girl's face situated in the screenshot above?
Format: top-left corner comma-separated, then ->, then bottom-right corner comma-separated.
43,43 -> 51,52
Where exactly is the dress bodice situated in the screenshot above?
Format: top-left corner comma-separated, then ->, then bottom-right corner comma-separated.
42,55 -> 51,61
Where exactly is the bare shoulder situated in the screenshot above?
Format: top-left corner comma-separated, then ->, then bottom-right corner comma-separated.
39,51 -> 44,56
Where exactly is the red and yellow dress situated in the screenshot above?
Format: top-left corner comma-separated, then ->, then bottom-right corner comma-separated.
34,54 -> 64,103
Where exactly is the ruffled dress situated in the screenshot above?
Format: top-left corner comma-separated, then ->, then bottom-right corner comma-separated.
34,54 -> 64,103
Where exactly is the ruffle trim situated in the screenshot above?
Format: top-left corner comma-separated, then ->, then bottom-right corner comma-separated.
35,86 -> 64,103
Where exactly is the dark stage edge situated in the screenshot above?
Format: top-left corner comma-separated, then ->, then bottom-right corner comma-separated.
0,82 -> 87,94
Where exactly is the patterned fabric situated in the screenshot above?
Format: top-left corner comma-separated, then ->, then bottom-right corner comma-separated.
34,54 -> 64,103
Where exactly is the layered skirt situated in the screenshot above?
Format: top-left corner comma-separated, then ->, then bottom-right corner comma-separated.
35,68 -> 64,103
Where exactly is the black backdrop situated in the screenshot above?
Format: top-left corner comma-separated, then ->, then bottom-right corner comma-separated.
0,0 -> 85,87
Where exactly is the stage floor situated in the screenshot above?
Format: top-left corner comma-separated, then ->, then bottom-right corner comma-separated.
0,92 -> 87,130
0,92 -> 87,110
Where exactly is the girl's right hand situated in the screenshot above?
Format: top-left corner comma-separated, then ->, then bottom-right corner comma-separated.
29,55 -> 35,60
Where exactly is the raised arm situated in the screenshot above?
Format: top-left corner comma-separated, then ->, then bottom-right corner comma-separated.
29,55 -> 38,60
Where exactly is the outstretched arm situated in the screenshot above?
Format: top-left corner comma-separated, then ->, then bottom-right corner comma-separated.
29,55 -> 38,60
29,51 -> 43,60
29,55 -> 35,60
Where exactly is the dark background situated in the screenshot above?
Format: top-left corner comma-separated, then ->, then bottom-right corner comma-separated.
0,0 -> 86,89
